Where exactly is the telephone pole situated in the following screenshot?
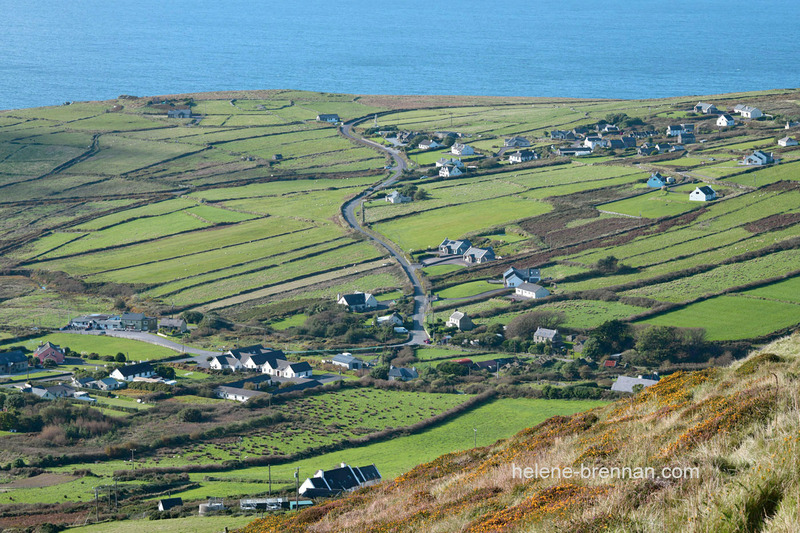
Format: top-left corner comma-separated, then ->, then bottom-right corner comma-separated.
294,467 -> 300,510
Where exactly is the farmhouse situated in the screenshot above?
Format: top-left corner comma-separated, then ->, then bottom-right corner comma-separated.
439,238 -> 472,256
316,114 -> 340,123
385,190 -> 412,203
167,108 -> 191,118
34,342 -> 65,364
158,318 -> 188,333
733,105 -> 763,119
502,267 -> 541,288
331,353 -> 364,370
689,186 -> 717,202
439,164 -> 463,177
583,136 -> 608,149
515,283 -> 550,300
44,384 -> 75,398
508,150 -> 537,163
463,246 -> 495,264
447,310 -> 475,331
451,143 -> 474,156
607,139 -> 625,150
611,375 -> 660,393
533,327 -> 561,344
677,132 -> 696,145
743,150 -> 774,166
666,124 -> 693,137
550,130 -> 575,140
337,291 -> 378,311
778,136 -> 798,147
646,172 -> 669,188
388,366 -> 418,381
110,362 -> 156,382
418,139 -> 441,150
120,312 -> 157,332
717,114 -> 735,127
504,136 -> 531,147
621,136 -> 637,148
95,377 -> 123,391
599,124 -> 620,133
694,102 -> 719,114
299,463 -> 382,498
69,313 -> 122,330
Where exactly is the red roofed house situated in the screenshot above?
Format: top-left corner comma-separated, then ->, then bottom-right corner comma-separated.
603,360 -> 618,368
34,342 -> 65,365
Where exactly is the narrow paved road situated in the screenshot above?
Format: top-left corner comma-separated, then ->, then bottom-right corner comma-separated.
339,118 -> 430,345
61,330 -> 222,357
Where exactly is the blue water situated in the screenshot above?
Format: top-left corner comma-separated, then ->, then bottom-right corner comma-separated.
2,0 -> 799,110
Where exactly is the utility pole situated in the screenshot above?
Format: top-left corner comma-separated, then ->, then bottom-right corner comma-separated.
268,464 -> 272,496
474,428 -> 477,448
294,467 -> 300,510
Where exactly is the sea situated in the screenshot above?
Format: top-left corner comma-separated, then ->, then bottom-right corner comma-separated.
2,0 -> 799,110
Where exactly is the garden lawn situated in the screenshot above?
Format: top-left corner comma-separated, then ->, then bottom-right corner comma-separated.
436,280 -> 499,299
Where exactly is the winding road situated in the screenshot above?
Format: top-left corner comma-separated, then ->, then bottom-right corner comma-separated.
339,118 -> 430,345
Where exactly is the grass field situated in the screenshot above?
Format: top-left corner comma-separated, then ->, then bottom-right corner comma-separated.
436,280 -> 499,299
19,333 -> 179,360
67,515 -> 255,533
636,295 -> 800,340
599,188 -> 699,218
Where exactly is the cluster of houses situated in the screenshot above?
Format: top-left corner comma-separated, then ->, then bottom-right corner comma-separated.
436,157 -> 465,177
439,238 -> 496,264
67,313 -> 188,334
208,344 -> 312,379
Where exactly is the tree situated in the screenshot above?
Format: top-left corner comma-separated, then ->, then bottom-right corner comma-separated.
596,256 -> 619,273
436,361 -> 469,376
178,408 -> 203,423
115,352 -> 126,363
590,320 -> 633,355
506,310 -> 566,339
400,184 -> 418,197
0,411 -> 18,431
413,188 -> 430,201
155,365 -> 176,380
42,359 -> 57,368
181,310 -> 204,324
635,325 -> 679,365
370,366 -> 389,380
5,394 -> 24,410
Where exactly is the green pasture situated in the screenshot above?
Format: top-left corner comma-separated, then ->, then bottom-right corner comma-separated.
598,189 -> 699,218
436,280 -> 499,299
20,333 -> 178,360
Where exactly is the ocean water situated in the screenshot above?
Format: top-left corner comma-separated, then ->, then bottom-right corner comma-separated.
1,0 -> 799,110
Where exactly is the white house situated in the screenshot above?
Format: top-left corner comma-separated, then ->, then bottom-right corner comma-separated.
276,361 -> 313,379
447,310 -> 474,331
209,356 -> 243,372
385,190 -> 412,204
733,105 -> 763,119
110,362 -> 156,382
666,124 -> 693,137
502,267 -> 541,288
743,150 -> 774,166
583,136 -> 608,149
377,312 -> 404,327
451,143 -> 474,156
337,291 -> 378,311
716,114 -> 735,127
418,139 -> 441,150
778,136 -> 798,147
515,283 -> 550,300
508,150 -> 537,164
316,114 -> 340,123
689,186 -> 717,202
439,164 -> 463,178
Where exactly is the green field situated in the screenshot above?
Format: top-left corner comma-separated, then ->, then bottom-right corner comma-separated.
599,188 -> 699,218
19,333 -> 179,360
436,280 -> 499,299
67,515 -> 254,533
636,295 -> 800,340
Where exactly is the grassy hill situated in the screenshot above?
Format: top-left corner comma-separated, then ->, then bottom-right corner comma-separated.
238,333 -> 800,532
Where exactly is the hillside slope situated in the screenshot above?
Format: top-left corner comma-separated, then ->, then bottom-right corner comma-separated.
239,334 -> 800,532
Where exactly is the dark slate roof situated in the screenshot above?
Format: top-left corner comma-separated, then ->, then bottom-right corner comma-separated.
120,312 -> 146,321
158,497 -> 183,510
273,378 -> 323,395
697,186 -> 716,195
0,350 -> 28,365
244,353 -> 282,366
388,367 -> 418,380
340,293 -> 368,306
357,465 -> 381,482
322,466 -> 362,492
228,344 -> 285,359
113,362 -> 154,377
332,353 -> 363,365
